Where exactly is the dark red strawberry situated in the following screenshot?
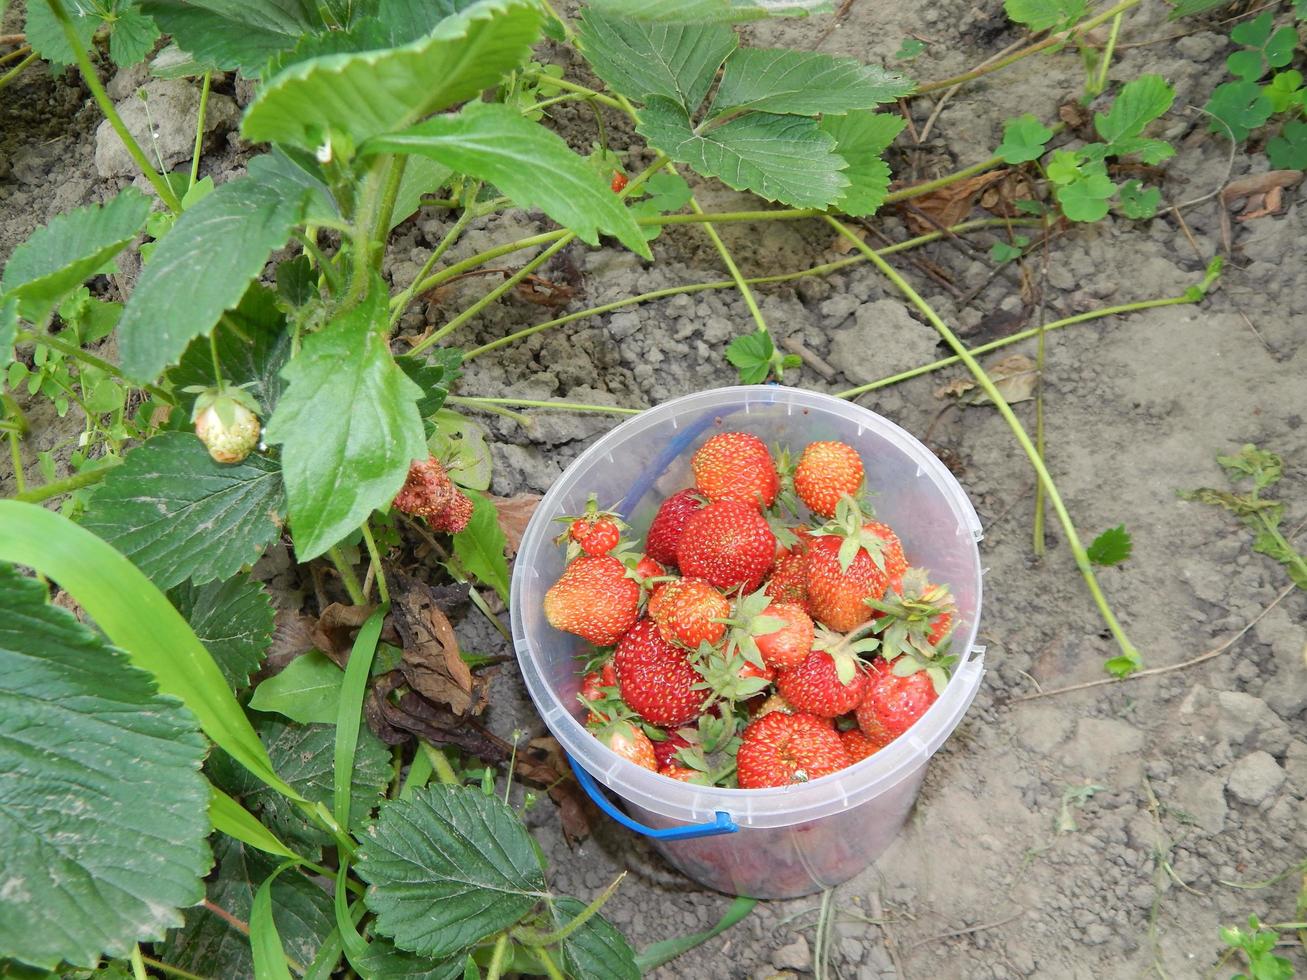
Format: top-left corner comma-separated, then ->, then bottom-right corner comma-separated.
645,489 -> 706,567
736,711 -> 850,788
649,577 -> 730,648
651,729 -> 691,769
776,649 -> 868,718
794,441 -> 864,519
570,517 -> 621,556
544,556 -> 640,646
677,500 -> 775,593
691,432 -> 779,509
856,658 -> 939,739
613,619 -> 703,726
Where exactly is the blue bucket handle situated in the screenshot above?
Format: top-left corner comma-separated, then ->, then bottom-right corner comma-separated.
567,753 -> 738,842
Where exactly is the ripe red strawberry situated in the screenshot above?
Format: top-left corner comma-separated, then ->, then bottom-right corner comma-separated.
649,577 -> 730,648
839,727 -> 882,763
611,171 -> 628,193
753,602 -> 814,671
776,650 -> 868,718
633,554 -> 664,582
736,711 -> 850,788
393,456 -> 474,533
691,432 -> 779,509
659,764 -> 698,782
806,502 -> 908,632
651,729 -> 691,769
739,659 -> 775,683
570,517 -> 621,556
579,661 -> 620,724
645,489 -> 706,567
764,548 -> 809,612
613,619 -> 703,726
794,441 -> 864,519
597,720 -> 657,770
544,556 -> 640,646
677,500 -> 775,592
856,658 -> 939,739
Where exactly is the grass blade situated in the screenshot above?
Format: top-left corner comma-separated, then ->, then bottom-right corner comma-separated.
634,896 -> 757,972
333,604 -> 386,828
250,863 -> 297,980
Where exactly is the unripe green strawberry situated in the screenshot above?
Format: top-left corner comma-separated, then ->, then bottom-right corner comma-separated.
191,386 -> 261,464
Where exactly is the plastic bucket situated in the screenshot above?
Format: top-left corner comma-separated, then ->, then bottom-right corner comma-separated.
510,386 -> 985,899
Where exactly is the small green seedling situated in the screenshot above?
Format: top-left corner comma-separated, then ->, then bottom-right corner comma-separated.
1219,915 -> 1295,980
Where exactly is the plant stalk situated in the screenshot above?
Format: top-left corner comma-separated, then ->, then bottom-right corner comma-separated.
389,181 -> 482,327
140,955 -> 211,980
0,48 -> 36,89
825,215 -> 1142,674
1091,12 -> 1124,96
531,73 -> 626,112
360,521 -> 389,604
447,395 -> 641,416
485,933 -> 511,980
420,741 -> 461,785
371,154 -> 410,256
327,545 -> 367,605
45,0 -> 182,211
12,459 -> 121,502
516,874 -> 627,948
189,71 -> 211,190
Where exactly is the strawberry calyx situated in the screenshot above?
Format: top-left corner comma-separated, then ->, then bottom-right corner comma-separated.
811,619 -> 881,685
880,648 -> 958,696
667,711 -> 743,786
808,496 -> 886,574
555,494 -> 632,560
693,638 -> 772,705
867,567 -> 957,662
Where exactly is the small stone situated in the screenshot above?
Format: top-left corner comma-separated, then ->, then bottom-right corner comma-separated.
1061,718 -> 1146,777
1215,690 -> 1291,754
94,78 -> 238,178
1227,751 -> 1286,806
1172,773 -> 1228,834
826,300 -> 938,385
1285,740 -> 1307,799
772,937 -> 812,972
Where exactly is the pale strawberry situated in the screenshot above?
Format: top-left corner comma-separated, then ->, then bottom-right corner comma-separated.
544,556 -> 640,646
649,577 -> 730,648
597,720 -> 657,770
794,441 -> 864,518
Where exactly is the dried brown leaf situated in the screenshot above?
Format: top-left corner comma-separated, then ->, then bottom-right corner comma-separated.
514,274 -> 575,308
1235,184 -> 1284,221
311,602 -> 378,668
935,353 -> 1039,405
391,577 -> 476,715
491,494 -> 541,557
906,169 -> 1009,233
1222,169 -> 1303,204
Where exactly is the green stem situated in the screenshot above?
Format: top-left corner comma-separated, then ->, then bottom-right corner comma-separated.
399,744 -> 435,799
684,182 -> 768,334
371,154 -> 409,257
485,934 -> 511,980
464,218 -> 1040,361
447,395 -> 641,416
835,290 -> 1201,399
294,232 -> 341,294
12,459 -> 120,502
884,155 -> 1005,204
1091,12 -> 1124,96
516,874 -> 627,947
17,330 -> 173,403
535,946 -> 567,980
341,157 -> 388,310
912,0 -> 1143,95
131,945 -> 148,980
189,70 -> 211,190
825,215 -> 1142,674
327,545 -> 367,605
140,955 -> 211,980
8,432 -> 24,495
411,234 -> 575,355
389,182 -> 482,327
0,44 -> 33,68
0,48 -> 36,89
421,741 -> 461,785
361,521 -> 389,604
532,73 -> 626,113
45,0 -> 181,211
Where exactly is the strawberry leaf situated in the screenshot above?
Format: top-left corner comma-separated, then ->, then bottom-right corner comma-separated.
452,492 -> 511,601
550,898 -> 640,980
1086,524 -> 1132,566
168,573 -> 274,690
583,0 -> 831,22
1094,74 -> 1175,146
709,48 -> 912,118
141,0 -> 324,76
1004,0 -> 1085,31
996,113 -> 1053,164
1118,180 -> 1160,220
819,109 -> 904,217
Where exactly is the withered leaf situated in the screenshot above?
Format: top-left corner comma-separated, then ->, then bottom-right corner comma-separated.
491,494 -> 541,557
311,602 -> 381,668
1222,169 -> 1303,205
1235,184 -> 1284,221
935,353 -> 1039,405
905,169 -> 1009,232
390,576 -> 477,715
514,274 -> 575,308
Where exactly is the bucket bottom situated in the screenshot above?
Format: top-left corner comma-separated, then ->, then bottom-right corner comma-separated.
626,762 -> 928,899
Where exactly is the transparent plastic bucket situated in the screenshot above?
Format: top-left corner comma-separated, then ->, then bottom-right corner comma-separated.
510,386 -> 985,898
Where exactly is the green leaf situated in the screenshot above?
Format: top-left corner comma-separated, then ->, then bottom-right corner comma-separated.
24,0 -> 99,67
241,0 -> 541,151
109,5 -> 161,67
333,606 -> 384,829
357,785 -> 548,958
1226,48 -> 1267,83
989,236 -> 1029,262
819,109 -> 904,218
1095,74 -> 1175,145
168,284 -> 293,419
1203,80 -> 1273,142
352,940 -> 469,980
162,836 -> 333,979
0,564 -> 210,970
264,286 -> 425,561
635,896 -> 757,971
0,188 -> 150,324
628,171 -> 694,240
709,48 -> 912,117
0,500 -> 300,801
169,574 -> 275,690
638,97 -> 849,208
1264,70 -> 1304,112
1267,119 -> 1307,169
1118,179 -> 1160,219
1086,524 -> 1132,565
80,432 -> 286,590
250,651 -> 345,724
0,297 -> 16,371
1055,172 -> 1116,222
363,103 -> 650,257
1231,9 -> 1273,46
996,113 -> 1053,164
452,491 -> 509,600
1102,135 -> 1174,164
576,12 -> 736,111
1004,0 -> 1085,31
118,157 -> 318,382
582,0 -> 831,21
390,156 -> 454,230
210,786 -> 302,862
396,351 -> 458,421
551,899 -> 640,980
1045,147 -> 1082,184
1167,0 -> 1229,17
211,718 -> 390,854
725,328 -> 776,384
140,0 -> 322,76
251,865 -> 297,980
1267,25 -> 1300,67
895,37 -> 926,60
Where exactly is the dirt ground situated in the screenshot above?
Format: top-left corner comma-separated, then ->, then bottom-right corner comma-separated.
4,0 -> 1306,977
